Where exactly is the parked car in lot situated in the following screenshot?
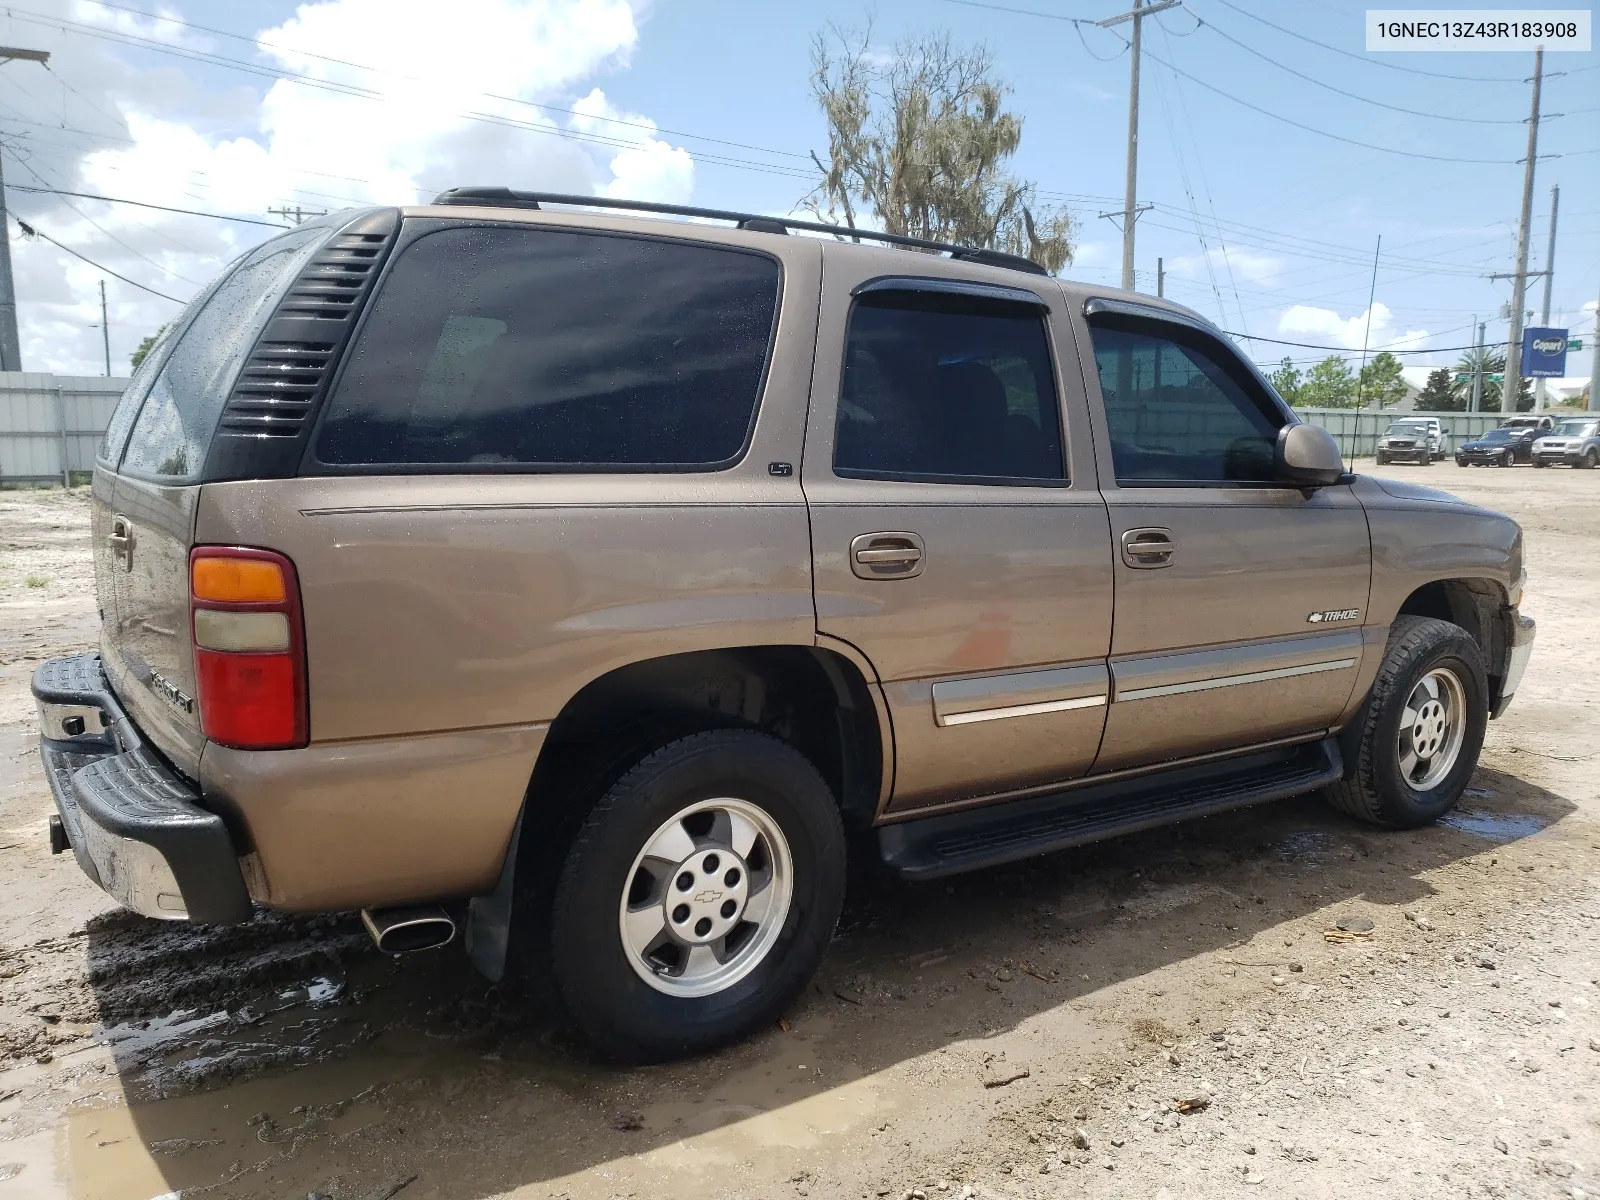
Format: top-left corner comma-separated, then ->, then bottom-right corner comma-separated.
1531,416 -> 1600,469
1375,422 -> 1437,465
1456,426 -> 1540,467
33,190 -> 1535,1062
1386,416 -> 1450,460
1499,414 -> 1557,434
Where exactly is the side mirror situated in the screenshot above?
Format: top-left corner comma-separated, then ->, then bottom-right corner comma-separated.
1275,423 -> 1344,487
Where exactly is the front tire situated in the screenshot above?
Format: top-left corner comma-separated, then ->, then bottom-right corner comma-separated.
1500,450 -> 1513,468
1324,617 -> 1487,829
1375,453 -> 1388,465
1581,449 -> 1598,470
547,729 -> 846,1062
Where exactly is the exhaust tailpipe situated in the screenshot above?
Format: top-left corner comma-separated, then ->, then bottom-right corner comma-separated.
362,905 -> 456,954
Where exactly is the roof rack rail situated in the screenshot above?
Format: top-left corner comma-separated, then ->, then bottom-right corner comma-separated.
430,187 -> 1050,277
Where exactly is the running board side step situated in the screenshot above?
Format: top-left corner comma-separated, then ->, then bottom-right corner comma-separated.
877,738 -> 1342,880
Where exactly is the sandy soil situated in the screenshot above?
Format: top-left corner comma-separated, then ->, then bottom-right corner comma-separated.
0,464 -> 1595,1200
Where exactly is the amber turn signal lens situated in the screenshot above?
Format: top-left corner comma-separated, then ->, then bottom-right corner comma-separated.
191,557 -> 287,604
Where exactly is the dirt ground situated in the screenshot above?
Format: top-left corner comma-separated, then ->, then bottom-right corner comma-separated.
0,463 -> 1595,1200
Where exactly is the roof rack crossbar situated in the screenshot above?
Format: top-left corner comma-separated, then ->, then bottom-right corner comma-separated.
430,187 -> 1049,276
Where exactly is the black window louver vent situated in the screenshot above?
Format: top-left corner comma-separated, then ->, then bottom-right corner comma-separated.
217,216 -> 396,440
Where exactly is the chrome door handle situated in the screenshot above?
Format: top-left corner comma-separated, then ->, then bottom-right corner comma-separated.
107,516 -> 134,569
850,532 -> 926,580
1121,527 -> 1175,568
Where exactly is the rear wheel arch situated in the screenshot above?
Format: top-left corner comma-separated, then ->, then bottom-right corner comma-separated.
467,646 -> 887,983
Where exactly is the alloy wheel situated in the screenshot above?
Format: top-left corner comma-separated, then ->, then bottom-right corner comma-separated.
1396,668 -> 1467,791
618,797 -> 794,998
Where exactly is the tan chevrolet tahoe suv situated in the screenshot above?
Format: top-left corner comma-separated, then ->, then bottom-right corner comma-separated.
34,189 -> 1536,1062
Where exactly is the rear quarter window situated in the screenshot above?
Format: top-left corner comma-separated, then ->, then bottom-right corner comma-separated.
313,224 -> 781,470
119,226 -> 327,481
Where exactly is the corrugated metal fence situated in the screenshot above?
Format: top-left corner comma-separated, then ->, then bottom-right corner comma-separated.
1292,407 -> 1507,459
0,372 -> 128,485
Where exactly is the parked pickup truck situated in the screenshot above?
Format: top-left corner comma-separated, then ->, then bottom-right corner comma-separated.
34,191 -> 1535,1062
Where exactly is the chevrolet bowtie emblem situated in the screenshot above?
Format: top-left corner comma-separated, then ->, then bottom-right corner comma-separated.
694,889 -> 722,904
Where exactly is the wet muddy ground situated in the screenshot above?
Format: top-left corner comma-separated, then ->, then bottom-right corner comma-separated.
0,465 -> 1596,1200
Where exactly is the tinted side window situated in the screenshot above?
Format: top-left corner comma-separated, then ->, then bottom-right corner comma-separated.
315,226 -> 781,469
835,292 -> 1064,483
1088,322 -> 1283,485
121,227 -> 326,481
99,327 -> 175,465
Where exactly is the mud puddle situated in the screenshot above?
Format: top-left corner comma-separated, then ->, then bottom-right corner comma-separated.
1437,807 -> 1553,841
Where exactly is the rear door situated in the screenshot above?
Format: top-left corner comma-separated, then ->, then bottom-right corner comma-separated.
105,227 -> 328,775
1078,301 -> 1371,772
804,257 -> 1113,812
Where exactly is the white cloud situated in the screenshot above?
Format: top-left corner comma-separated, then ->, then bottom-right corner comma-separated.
1277,302 -> 1432,356
9,0 -> 690,375
570,88 -> 693,203
1167,247 -> 1284,286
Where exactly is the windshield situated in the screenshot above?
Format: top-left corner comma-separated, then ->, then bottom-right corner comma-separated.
1384,424 -> 1418,436
1553,420 -> 1598,437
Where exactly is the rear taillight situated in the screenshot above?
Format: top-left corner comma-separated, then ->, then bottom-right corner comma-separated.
190,546 -> 307,749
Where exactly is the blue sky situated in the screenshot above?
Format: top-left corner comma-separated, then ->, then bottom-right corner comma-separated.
1,0 -> 1594,377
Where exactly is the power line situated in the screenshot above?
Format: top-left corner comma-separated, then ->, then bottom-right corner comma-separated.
1222,330 -> 1481,353
6,184 -> 289,227
11,214 -> 184,302
1192,14 -> 1527,124
1135,39 -> 1537,164
1200,0 -> 1532,83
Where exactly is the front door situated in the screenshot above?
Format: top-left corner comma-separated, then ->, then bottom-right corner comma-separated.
1077,303 -> 1371,772
804,261 -> 1113,812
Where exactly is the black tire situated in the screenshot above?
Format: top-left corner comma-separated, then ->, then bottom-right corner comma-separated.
1375,453 -> 1388,465
547,729 -> 846,1062
1533,458 -> 1549,468
1324,616 -> 1488,829
1581,449 -> 1598,471
1500,450 -> 1513,468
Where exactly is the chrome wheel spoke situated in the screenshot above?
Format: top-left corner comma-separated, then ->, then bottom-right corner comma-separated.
643,819 -> 697,866
623,904 -> 667,956
1419,674 -> 1440,701
1401,706 -> 1419,730
1399,749 -> 1420,780
742,880 -> 777,926
682,942 -> 722,978
724,809 -> 760,858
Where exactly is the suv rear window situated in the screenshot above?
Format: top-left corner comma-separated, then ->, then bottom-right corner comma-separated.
314,225 -> 781,470
119,227 -> 326,481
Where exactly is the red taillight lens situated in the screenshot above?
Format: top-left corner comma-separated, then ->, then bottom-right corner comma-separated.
190,546 -> 307,750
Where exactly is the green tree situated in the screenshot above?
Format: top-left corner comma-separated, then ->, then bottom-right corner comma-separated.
1266,357 -> 1303,406
1299,355 -> 1358,408
1452,346 -> 1534,412
807,24 -> 1076,271
1357,351 -> 1407,409
130,323 -> 169,371
1413,366 -> 1464,412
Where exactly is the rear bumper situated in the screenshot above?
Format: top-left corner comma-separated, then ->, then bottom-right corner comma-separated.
1491,611 -> 1536,720
32,654 -> 252,924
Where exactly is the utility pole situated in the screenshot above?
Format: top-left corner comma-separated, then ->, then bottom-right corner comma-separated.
0,45 -> 51,373
1534,184 -> 1558,413
98,280 -> 109,376
1470,319 -> 1486,414
1590,278 -> 1599,412
1157,257 -> 1164,298
1095,0 -> 1179,291
267,204 -> 328,226
1498,49 -> 1543,414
